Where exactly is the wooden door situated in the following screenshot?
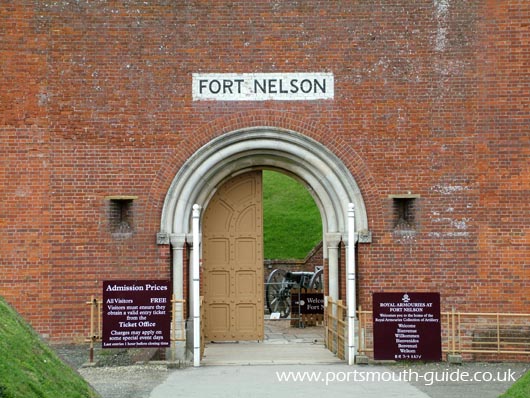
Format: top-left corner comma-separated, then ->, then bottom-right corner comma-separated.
202,171 -> 264,341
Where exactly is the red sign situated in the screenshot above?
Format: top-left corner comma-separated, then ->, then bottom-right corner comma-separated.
373,292 -> 441,361
102,280 -> 172,349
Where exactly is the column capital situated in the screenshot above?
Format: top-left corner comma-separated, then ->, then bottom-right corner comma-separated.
325,232 -> 342,249
342,233 -> 361,246
170,233 -> 187,249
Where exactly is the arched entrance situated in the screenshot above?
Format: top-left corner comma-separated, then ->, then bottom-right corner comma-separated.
158,127 -> 371,363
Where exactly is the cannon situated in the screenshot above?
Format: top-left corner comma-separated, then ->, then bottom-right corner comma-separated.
265,266 -> 323,318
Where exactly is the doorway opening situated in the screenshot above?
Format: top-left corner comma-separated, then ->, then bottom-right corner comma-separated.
262,170 -> 325,346
201,169 -> 335,365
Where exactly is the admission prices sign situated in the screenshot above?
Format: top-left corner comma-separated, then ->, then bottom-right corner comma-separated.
373,292 -> 441,361
102,280 -> 172,349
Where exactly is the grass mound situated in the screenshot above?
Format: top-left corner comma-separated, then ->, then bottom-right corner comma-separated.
263,170 -> 322,259
0,297 -> 98,398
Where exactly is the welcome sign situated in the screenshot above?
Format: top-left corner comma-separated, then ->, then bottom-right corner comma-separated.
192,72 -> 334,101
373,292 -> 442,361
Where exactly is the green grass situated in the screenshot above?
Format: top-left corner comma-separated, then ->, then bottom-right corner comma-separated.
263,170 -> 322,259
500,369 -> 530,398
0,297 -> 98,398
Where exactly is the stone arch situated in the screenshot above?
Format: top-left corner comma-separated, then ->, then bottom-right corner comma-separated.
159,126 -> 370,239
158,125 -> 373,362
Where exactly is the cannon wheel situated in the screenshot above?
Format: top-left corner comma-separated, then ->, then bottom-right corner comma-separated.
266,269 -> 290,318
308,267 -> 324,291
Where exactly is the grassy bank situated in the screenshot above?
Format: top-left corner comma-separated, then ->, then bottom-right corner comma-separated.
0,297 -> 98,398
500,369 -> 530,398
263,170 -> 322,259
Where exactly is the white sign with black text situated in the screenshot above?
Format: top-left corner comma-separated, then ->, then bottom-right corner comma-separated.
192,72 -> 334,101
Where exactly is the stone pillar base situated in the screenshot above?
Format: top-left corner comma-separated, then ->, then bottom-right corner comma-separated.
355,355 -> 370,365
447,353 -> 463,364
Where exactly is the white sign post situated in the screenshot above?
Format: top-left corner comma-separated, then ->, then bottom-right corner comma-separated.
192,204 -> 201,367
347,203 -> 357,365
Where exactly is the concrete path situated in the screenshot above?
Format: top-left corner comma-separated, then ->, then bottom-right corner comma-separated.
151,322 -> 430,398
149,363 -> 430,398
202,341 -> 342,366
149,339 -> 527,398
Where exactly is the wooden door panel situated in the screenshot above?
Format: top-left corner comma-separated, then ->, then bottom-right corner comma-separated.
235,271 -> 257,297
208,271 -> 230,298
234,238 -> 257,266
235,304 -> 258,333
236,205 -> 258,233
208,304 -> 230,337
205,201 -> 233,234
206,238 -> 230,264
203,171 -> 263,341
224,178 -> 256,205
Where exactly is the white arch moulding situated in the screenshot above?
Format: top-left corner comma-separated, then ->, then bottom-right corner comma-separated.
158,127 -> 371,363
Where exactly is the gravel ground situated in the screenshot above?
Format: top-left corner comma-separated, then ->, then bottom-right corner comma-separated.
53,344 -> 177,398
53,344 -> 528,398
79,365 -> 172,398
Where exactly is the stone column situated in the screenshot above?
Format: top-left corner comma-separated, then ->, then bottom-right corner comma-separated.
326,232 -> 342,301
170,233 -> 187,361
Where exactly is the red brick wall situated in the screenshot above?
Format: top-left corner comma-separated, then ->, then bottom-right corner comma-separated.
1,1 -> 528,342
264,241 -> 323,279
